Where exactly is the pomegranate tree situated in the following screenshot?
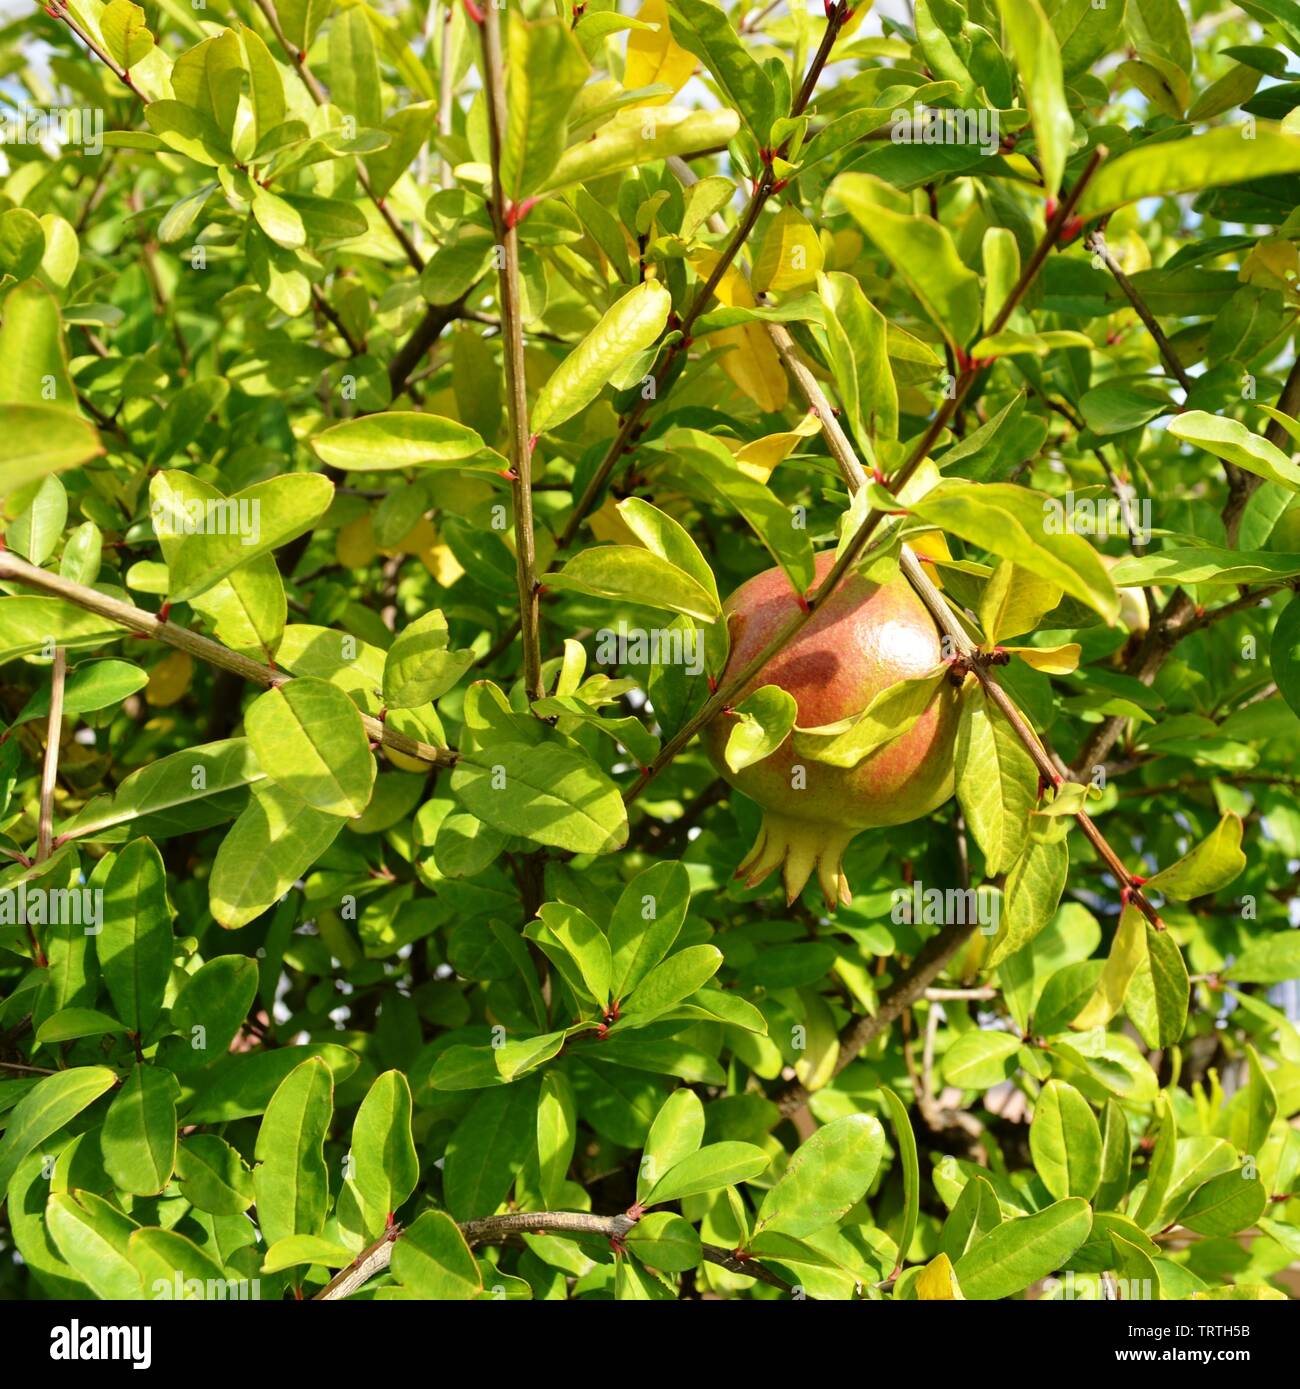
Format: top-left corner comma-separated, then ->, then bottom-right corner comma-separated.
704,551 -> 959,910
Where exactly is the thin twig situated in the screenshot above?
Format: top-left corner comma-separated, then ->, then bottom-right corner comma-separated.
473,4 -> 543,701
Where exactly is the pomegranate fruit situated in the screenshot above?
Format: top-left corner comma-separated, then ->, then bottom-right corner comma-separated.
703,551 -> 960,910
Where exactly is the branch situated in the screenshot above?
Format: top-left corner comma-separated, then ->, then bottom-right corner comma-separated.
556,0 -> 854,551
624,147 -> 1108,806
473,4 -> 543,702
36,649 -> 67,867
775,919 -> 978,1116
315,1210 -> 788,1299
1085,230 -> 1192,393
44,3 -> 145,99
0,551 -> 456,772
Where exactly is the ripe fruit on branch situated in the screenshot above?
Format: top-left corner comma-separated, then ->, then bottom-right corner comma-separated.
703,552 -> 959,910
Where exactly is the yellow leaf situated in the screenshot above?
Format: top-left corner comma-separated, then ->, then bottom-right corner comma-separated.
691,249 -> 787,411
908,531 -> 952,589
146,649 -> 193,707
916,1252 -> 964,1299
751,206 -> 825,294
336,514 -> 377,568
1006,642 -> 1081,674
980,561 -> 1062,644
589,494 -> 643,545
419,542 -> 464,587
733,416 -> 821,482
624,0 -> 696,102
383,515 -> 438,558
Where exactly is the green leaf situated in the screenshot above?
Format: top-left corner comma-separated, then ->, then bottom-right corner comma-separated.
180,1044 -> 358,1123
668,0 -> 775,142
833,174 -> 982,349
10,660 -> 148,731
626,1210 -> 702,1270
262,1234 -> 355,1273
348,1070 -> 418,1236
909,481 -> 1119,623
128,1227 -> 228,1298
952,1198 -> 1092,1299
620,944 -> 723,1024
532,281 -> 672,434
101,1064 -> 179,1196
277,0 -> 331,52
879,1087 -> 920,1273
540,108 -> 740,193
1112,546 -> 1300,587
954,685 -> 1040,875
537,1070 -> 577,1209
329,4 -> 381,127
383,611 -> 474,709
389,1210 -> 482,1298
943,1030 -> 1022,1088
0,282 -> 76,410
646,1140 -> 770,1206
209,779 -> 346,929
1073,903 -> 1147,1031
1145,813 -> 1247,900
175,1134 -> 255,1215
166,473 -> 334,601
34,1008 -> 129,1046
310,412 -> 490,471
1179,1170 -> 1268,1236
502,13 -> 589,200
245,676 -> 375,817
726,685 -> 797,772
1126,922 -> 1190,1050
99,838 -> 173,1036
532,901 -> 612,1005
450,741 -> 628,855
753,1113 -> 886,1241
794,668 -> 946,769
638,1088 -> 705,1202
817,270 -> 897,446
58,739 -> 264,843
1079,124 -> 1300,220
443,1080 -> 538,1220
609,860 -> 691,1001
9,475 -> 66,566
0,1066 -> 116,1198
45,1192 -> 142,1299
985,835 -> 1070,968
1168,411 -> 1300,491
0,405 -> 103,497
1225,932 -> 1300,985
169,955 -> 260,1071
1271,594 -> 1300,720
1029,1080 -> 1102,1201
253,1056 -> 334,1248
997,0 -> 1073,198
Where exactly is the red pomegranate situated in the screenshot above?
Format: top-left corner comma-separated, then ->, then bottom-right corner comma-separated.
703,551 -> 959,910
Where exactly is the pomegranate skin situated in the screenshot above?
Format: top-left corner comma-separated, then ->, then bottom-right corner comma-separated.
703,551 -> 959,907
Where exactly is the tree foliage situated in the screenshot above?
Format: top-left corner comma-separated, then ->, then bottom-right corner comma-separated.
0,0 -> 1299,1304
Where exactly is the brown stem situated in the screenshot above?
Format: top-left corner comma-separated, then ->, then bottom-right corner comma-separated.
46,4 -> 145,99
0,551 -> 456,773
315,1211 -> 788,1299
1086,231 -> 1192,393
36,649 -> 67,867
474,5 -> 543,702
